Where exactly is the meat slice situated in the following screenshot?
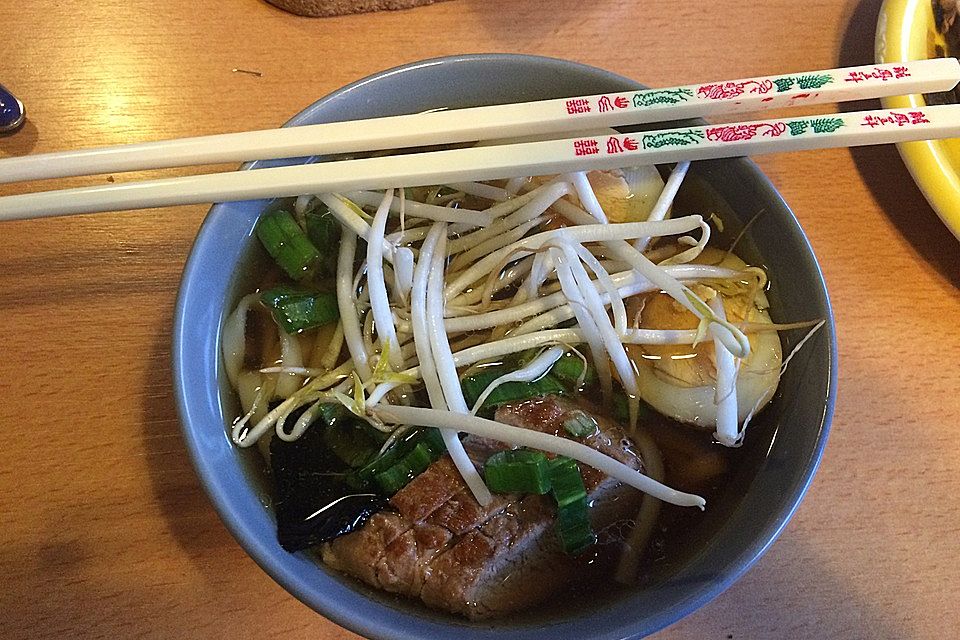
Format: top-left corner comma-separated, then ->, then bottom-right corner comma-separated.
388,456 -> 466,523
322,396 -> 644,619
320,511 -> 415,586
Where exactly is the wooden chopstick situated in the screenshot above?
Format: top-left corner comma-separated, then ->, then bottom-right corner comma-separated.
2,103 -> 959,222
0,59 -> 957,185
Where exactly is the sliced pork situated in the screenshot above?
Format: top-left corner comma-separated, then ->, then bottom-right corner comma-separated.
322,396 -> 645,619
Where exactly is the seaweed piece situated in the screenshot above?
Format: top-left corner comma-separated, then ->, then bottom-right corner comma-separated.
269,406 -> 388,552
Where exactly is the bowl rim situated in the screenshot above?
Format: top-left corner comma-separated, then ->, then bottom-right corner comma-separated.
172,53 -> 837,640
876,0 -> 960,240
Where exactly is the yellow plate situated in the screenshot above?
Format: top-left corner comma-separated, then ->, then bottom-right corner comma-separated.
876,0 -> 960,239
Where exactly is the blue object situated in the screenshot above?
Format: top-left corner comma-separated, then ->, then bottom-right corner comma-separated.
172,55 -> 837,640
0,83 -> 25,133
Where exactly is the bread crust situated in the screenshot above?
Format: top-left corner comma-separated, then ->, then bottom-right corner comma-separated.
266,0 -> 450,17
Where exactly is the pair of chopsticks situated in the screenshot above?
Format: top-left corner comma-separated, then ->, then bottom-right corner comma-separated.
1,59 -> 959,222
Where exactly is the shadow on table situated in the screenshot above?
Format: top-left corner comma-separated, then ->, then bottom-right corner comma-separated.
837,0 -> 960,288
140,324 -> 236,556
0,118 -> 38,156
133,329 -> 361,637
0,326 -> 350,639
655,531 -> 909,639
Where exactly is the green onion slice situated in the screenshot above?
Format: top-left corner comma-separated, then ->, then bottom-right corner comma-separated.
316,403 -> 387,469
548,456 -> 588,507
461,368 -> 565,414
373,442 -> 437,495
483,449 -> 552,495
551,353 -> 596,388
260,286 -> 339,334
562,410 -> 599,438
548,456 -> 595,553
255,209 -> 321,281
348,428 -> 446,495
555,496 -> 596,554
304,206 -> 341,276
484,449 -> 596,554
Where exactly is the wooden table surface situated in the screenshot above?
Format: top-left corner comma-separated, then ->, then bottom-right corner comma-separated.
2,1 -> 958,638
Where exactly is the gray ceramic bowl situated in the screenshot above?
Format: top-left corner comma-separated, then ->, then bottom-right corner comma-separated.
173,54 -> 837,640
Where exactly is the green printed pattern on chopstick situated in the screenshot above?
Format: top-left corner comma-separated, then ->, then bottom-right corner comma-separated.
569,62 -> 924,119
562,109 -> 939,158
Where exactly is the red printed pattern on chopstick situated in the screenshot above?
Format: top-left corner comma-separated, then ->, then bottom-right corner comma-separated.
860,111 -> 930,128
560,62 -> 928,121
845,66 -> 911,83
569,109 -> 935,155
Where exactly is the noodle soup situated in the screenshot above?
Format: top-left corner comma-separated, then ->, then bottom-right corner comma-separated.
220,164 -> 812,618
174,54 -> 835,639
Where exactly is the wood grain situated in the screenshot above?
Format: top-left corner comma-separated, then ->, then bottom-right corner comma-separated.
1,0 -> 958,638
